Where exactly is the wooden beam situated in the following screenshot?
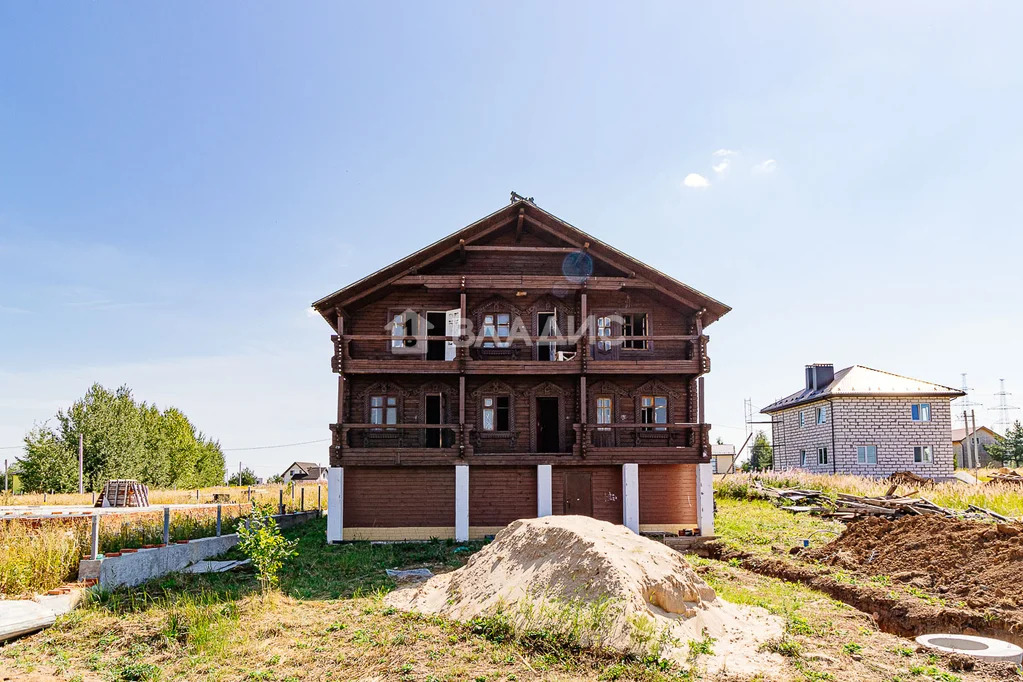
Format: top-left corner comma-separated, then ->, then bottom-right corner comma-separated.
332,214 -> 517,309
458,239 -> 466,263
515,207 -> 524,242
463,245 -> 578,253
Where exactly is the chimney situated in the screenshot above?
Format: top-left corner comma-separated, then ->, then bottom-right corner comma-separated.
805,364 -> 835,392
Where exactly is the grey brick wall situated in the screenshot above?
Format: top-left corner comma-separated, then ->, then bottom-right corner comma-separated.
770,396 -> 955,477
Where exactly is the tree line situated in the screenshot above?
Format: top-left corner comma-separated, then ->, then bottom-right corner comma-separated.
18,383 -> 226,493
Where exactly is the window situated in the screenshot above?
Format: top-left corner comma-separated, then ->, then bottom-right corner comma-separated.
622,313 -> 648,350
596,396 -> 612,431
482,313 -> 511,348
482,396 -> 510,432
370,396 -> 397,429
857,445 -> 877,464
800,449 -> 807,466
817,447 -> 829,465
911,403 -> 931,422
640,395 -> 667,431
596,316 -> 612,351
390,312 -> 417,348
799,411 -> 805,427
914,445 -> 933,463
816,406 -> 827,424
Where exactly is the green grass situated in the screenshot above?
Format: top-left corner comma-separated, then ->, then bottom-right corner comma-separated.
713,497 -> 844,555
1,519 -> 697,681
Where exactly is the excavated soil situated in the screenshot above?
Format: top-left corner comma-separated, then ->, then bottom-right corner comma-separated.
710,515 -> 1023,648
804,515 -> 1023,612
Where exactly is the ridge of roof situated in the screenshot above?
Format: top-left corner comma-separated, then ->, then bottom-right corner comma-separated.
761,364 -> 965,414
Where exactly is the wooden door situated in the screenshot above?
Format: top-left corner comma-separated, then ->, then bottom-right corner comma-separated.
563,472 -> 592,516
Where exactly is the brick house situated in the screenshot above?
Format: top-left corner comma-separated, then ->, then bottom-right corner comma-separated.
762,364 -> 964,478
311,196 -> 729,542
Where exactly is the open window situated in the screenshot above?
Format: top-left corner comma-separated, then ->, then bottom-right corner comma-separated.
482,396 -> 511,432
640,395 -> 667,431
622,313 -> 648,350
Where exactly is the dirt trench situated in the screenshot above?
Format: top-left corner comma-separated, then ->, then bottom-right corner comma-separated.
706,541 -> 1023,648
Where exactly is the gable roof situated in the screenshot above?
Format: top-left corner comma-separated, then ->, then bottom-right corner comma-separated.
312,199 -> 730,329
951,426 -> 1002,442
761,365 -> 964,414
711,444 -> 735,456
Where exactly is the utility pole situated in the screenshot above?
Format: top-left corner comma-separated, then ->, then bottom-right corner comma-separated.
3,458 -> 7,494
239,461 -> 243,486
971,409 -> 980,472
992,379 -> 1020,435
78,433 -> 84,495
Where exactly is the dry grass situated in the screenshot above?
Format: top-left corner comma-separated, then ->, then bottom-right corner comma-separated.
0,483 -> 325,509
0,503 -> 314,596
716,470 -> 1023,518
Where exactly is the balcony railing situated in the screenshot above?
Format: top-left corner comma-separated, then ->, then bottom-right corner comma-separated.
334,423 -> 464,449
332,333 -> 708,373
576,423 -> 705,450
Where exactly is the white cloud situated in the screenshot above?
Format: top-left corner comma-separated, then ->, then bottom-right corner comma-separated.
713,149 -> 736,157
712,159 -> 731,175
683,173 -> 710,189
753,159 -> 778,174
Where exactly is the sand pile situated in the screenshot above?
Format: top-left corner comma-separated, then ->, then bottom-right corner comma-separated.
386,516 -> 783,675
804,515 -> 1023,611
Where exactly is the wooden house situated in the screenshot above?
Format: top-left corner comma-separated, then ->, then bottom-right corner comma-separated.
312,196 -> 729,542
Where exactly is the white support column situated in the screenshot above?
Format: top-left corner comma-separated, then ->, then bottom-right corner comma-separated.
696,462 -> 714,537
455,465 -> 469,542
622,463 -> 639,533
537,465 -> 552,517
326,467 -> 343,543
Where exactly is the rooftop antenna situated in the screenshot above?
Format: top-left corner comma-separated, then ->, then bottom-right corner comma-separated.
991,378 -> 1020,435
952,373 -> 983,425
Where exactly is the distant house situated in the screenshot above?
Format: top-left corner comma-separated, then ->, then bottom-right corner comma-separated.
952,426 -> 1003,468
281,462 -> 327,483
710,444 -> 736,474
762,364 -> 964,478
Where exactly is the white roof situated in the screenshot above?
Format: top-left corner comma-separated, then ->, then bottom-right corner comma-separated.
711,444 -> 735,456
762,365 -> 963,413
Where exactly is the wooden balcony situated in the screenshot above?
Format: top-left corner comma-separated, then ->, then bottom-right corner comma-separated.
332,334 -> 708,375
331,422 -> 711,467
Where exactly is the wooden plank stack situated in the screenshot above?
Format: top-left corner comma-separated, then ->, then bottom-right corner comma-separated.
95,480 -> 150,508
750,479 -> 1017,523
987,470 -> 1023,486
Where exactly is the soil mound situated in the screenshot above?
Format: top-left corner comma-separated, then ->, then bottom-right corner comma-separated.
804,515 -> 1023,610
386,516 -> 784,676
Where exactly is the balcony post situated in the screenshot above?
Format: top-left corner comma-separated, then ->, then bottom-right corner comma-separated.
336,311 -> 345,459
458,375 -> 466,457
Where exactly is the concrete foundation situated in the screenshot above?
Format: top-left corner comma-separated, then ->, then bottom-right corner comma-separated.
78,510 -> 320,589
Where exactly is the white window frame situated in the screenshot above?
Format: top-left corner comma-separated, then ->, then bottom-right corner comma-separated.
816,406 -> 827,425
596,316 -> 612,351
817,446 -> 829,465
914,445 -> 933,463
857,445 -> 877,465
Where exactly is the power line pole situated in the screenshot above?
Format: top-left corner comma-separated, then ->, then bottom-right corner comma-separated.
4,458 -> 7,494
78,433 -> 84,495
992,379 -> 1020,435
953,373 -> 983,425
971,409 -> 980,471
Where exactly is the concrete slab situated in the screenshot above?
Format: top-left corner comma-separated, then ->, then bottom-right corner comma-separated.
0,588 -> 85,642
77,510 -> 321,589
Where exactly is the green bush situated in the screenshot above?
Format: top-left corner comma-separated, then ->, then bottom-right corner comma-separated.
236,504 -> 297,592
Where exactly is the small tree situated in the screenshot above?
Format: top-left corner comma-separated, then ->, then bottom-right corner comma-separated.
236,503 -> 297,592
749,431 -> 773,471
987,421 -> 1023,467
228,467 -> 258,486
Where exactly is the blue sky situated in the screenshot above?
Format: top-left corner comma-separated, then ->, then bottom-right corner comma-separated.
2,2 -> 1022,475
